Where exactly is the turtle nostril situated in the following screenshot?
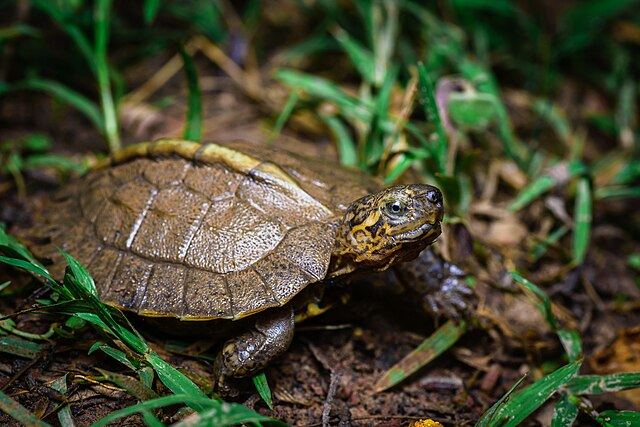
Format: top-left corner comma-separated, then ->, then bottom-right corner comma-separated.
426,188 -> 443,205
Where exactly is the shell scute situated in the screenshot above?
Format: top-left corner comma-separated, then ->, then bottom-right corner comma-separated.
253,254 -> 314,304
182,269 -> 232,319
104,252 -> 152,310
130,186 -> 210,263
93,178 -> 158,249
137,263 -> 186,316
183,162 -> 241,200
225,268 -> 279,318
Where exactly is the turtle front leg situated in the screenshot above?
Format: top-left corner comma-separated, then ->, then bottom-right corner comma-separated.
213,306 -> 294,396
394,248 -> 477,321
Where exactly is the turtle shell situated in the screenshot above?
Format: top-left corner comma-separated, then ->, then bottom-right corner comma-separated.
40,139 -> 382,320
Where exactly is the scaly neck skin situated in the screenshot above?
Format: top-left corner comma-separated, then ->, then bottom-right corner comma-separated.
327,220 -> 361,278
327,216 -> 427,279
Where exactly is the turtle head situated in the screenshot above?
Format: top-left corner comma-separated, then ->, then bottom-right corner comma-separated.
333,184 -> 443,272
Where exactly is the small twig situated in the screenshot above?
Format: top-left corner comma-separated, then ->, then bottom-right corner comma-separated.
123,40 -> 199,106
193,36 -> 263,100
73,374 -> 124,392
0,300 -> 76,322
580,270 -> 607,313
295,323 -> 352,332
0,319 -> 56,340
322,372 -> 339,427
306,341 -> 342,427
377,71 -> 419,175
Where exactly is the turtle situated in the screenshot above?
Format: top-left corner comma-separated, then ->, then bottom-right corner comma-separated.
31,138 -> 472,394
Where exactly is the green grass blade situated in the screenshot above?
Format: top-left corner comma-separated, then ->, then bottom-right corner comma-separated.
0,24 -> 39,42
88,394 -> 218,427
508,175 -> 555,212
61,251 -> 98,296
274,69 -> 374,122
512,273 -> 584,361
551,393 -> 578,427
23,154 -> 86,174
458,59 -> 529,168
417,62 -> 447,173
96,368 -> 159,401
71,311 -> 146,353
4,78 -> 104,133
372,0 -> 398,87
172,404 -> 285,426
141,410 -> 164,427
596,410 -> 640,426
0,257 -> 56,286
319,113 -> 357,166
333,27 -> 375,84
91,342 -> 137,370
0,335 -> 42,358
374,320 -> 466,392
0,389 -> 51,426
94,0 -> 120,152
0,227 -> 49,273
361,64 -> 397,168
556,330 -> 583,363
612,160 -> 640,185
532,100 -> 572,145
565,373 -> 640,395
32,0 -> 96,71
512,272 -> 557,330
476,374 -> 528,427
252,372 -> 274,410
56,257 -> 151,355
384,154 -> 415,184
145,352 -> 208,407
180,46 -> 202,142
594,186 -> 640,200
268,90 -> 299,145
480,359 -> 583,427
143,0 -> 161,24
90,393 -> 281,427
572,177 -> 592,264
280,35 -> 335,62
509,161 -> 589,212
50,374 -> 74,427
531,225 -> 570,261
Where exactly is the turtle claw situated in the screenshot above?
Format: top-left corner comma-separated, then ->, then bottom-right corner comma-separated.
395,248 -> 477,321
422,273 -> 477,321
212,363 -> 241,398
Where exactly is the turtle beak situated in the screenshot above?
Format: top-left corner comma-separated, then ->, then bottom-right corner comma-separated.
414,185 -> 444,225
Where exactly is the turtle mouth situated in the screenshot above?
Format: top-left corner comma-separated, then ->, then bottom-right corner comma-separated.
394,220 -> 442,243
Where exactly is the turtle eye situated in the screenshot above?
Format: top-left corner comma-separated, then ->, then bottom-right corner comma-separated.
382,200 -> 407,219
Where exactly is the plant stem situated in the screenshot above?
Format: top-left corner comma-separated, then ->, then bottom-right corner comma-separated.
95,0 -> 120,153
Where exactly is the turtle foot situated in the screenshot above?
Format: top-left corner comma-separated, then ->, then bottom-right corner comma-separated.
212,306 -> 294,396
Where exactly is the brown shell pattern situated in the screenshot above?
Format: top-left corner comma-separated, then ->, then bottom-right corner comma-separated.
42,140 -> 382,320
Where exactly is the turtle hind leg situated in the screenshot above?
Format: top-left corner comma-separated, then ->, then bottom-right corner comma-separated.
213,305 -> 294,397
